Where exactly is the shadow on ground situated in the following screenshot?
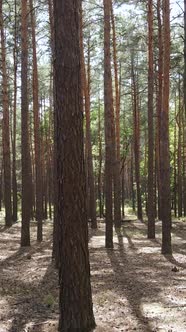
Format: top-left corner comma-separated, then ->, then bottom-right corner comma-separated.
0,219 -> 185,332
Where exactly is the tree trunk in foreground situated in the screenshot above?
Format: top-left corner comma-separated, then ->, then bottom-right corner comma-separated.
54,0 -> 96,330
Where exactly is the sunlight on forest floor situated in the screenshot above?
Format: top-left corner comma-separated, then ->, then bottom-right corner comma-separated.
0,218 -> 185,331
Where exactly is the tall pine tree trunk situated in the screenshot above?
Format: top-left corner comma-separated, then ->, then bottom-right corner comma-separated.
157,0 -> 163,221
98,95 -> 103,218
48,0 -> 58,264
54,0 -> 96,330
12,0 -> 18,223
104,0 -> 114,247
131,53 -> 143,221
80,8 -> 97,229
177,76 -> 183,218
147,0 -> 155,238
111,1 -> 121,228
173,94 -> 177,217
183,0 -> 186,216
160,0 -> 172,254
0,0 -> 12,227
30,0 -> 43,241
21,0 -> 31,246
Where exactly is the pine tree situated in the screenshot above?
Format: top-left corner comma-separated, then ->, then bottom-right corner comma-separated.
147,0 -> 155,238
160,0 -> 172,254
30,0 -> 43,241
104,0 -> 114,248
21,0 -> 31,247
54,0 -> 96,330
0,0 -> 12,227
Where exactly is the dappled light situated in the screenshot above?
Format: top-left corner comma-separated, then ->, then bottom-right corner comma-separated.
0,217 -> 185,331
0,0 -> 185,330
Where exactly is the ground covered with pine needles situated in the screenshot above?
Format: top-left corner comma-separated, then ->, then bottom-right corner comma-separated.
0,213 -> 185,332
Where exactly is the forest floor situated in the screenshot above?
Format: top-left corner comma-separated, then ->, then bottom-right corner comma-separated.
0,213 -> 186,332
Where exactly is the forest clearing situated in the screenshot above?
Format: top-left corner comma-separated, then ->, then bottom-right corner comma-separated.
0,215 -> 185,332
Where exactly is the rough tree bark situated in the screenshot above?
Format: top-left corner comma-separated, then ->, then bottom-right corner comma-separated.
54,0 -> 96,330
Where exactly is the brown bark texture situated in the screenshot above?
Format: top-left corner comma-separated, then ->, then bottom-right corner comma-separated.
54,0 -> 96,330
